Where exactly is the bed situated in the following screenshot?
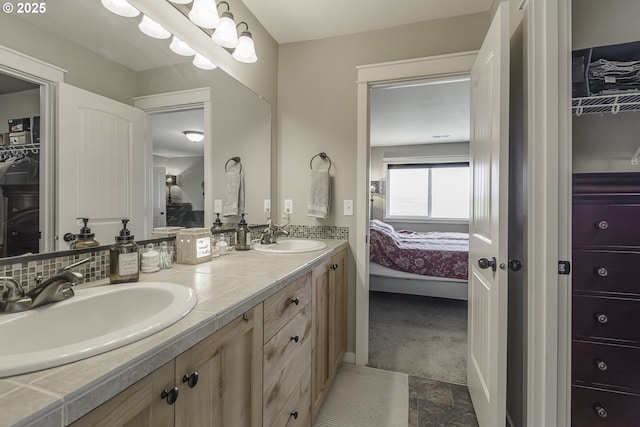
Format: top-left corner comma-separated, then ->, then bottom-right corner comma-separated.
369,220 -> 469,300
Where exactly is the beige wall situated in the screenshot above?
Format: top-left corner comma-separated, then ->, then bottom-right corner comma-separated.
0,89 -> 39,134
277,12 -> 490,353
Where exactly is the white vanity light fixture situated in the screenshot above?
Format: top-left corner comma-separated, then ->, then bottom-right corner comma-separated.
183,131 -> 205,142
167,0 -> 193,4
170,35 -> 197,56
232,22 -> 257,63
212,2 -> 238,48
189,0 -> 220,29
101,0 -> 140,17
192,53 -> 218,70
139,15 -> 171,39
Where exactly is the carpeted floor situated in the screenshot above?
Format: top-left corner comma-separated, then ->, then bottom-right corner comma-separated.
313,363 -> 409,427
368,291 -> 468,385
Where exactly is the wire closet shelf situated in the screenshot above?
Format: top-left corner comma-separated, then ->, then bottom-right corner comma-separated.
572,92 -> 640,116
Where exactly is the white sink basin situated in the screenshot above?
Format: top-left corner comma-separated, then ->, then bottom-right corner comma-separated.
0,282 -> 197,377
253,239 -> 327,254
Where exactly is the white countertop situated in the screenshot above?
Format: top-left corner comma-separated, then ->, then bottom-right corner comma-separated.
0,240 -> 347,427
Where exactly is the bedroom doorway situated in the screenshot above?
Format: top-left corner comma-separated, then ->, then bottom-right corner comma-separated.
366,76 -> 471,386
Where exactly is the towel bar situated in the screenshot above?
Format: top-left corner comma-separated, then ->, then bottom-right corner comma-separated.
310,152 -> 332,170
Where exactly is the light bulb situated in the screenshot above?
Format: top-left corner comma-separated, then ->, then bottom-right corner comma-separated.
193,53 -> 218,70
101,0 -> 139,18
170,36 -> 196,56
232,31 -> 257,63
212,11 -> 238,48
138,15 -> 171,39
189,0 -> 220,29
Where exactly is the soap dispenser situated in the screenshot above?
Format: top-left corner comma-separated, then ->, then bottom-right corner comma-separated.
235,214 -> 251,251
63,218 -> 100,249
110,219 -> 139,284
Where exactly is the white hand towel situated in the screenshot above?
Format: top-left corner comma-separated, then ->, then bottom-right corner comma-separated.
222,168 -> 245,216
307,169 -> 330,219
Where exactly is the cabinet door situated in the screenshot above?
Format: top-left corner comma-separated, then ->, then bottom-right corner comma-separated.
329,250 -> 347,376
70,361 -> 175,427
311,258 -> 331,419
175,305 -> 264,427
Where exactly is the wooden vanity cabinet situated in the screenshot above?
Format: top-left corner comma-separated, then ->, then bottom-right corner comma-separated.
311,249 -> 347,420
71,305 -> 263,427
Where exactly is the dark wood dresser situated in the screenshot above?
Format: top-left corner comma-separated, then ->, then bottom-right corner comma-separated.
1,184 -> 39,257
572,173 -> 640,426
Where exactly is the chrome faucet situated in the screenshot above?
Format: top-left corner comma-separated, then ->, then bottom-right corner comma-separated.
0,257 -> 91,313
260,219 -> 289,244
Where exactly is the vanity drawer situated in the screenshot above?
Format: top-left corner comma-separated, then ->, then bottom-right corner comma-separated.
268,368 -> 311,427
572,340 -> 640,389
264,305 -> 312,427
264,273 -> 311,343
571,385 -> 640,427
573,295 -> 640,343
573,204 -> 640,246
573,249 -> 640,295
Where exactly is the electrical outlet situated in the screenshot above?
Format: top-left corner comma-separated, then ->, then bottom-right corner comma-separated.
264,199 -> 271,216
214,199 -> 222,213
284,199 -> 293,215
344,199 -> 354,216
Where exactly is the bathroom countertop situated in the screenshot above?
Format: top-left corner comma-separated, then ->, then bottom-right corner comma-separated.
0,240 -> 348,427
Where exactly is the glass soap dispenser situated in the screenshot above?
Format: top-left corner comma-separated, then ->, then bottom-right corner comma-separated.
235,214 -> 251,251
65,217 -> 100,249
110,219 -> 140,284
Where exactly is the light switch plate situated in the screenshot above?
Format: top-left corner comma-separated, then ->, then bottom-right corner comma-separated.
264,199 -> 271,216
344,199 -> 354,216
284,199 -> 293,215
214,199 -> 222,213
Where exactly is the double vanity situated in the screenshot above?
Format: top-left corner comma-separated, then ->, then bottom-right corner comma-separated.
0,239 -> 348,427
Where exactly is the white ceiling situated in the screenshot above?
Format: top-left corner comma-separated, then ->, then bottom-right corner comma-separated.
151,109 -> 205,157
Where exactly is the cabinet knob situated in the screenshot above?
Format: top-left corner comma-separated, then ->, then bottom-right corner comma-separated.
160,387 -> 179,405
595,360 -> 608,371
10,231 -> 18,237
182,372 -> 199,388
595,313 -> 608,324
290,335 -> 300,343
596,220 -> 609,230
290,411 -> 299,420
291,297 -> 300,306
596,267 -> 608,277
594,405 -> 608,418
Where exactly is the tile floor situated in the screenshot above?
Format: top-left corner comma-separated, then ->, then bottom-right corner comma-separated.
408,376 -> 478,426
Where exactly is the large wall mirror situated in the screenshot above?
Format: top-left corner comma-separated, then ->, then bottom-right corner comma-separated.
0,0 -> 271,258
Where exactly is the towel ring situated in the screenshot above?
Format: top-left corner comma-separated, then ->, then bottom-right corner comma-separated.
310,152 -> 332,170
225,156 -> 242,172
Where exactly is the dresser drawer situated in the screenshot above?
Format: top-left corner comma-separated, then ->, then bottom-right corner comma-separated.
573,204 -> 640,246
572,340 -> 640,390
264,305 -> 312,427
573,249 -> 640,295
268,368 -> 311,427
573,295 -> 640,343
264,273 -> 311,343
572,385 -> 640,427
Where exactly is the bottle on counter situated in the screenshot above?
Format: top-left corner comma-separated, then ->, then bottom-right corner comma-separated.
235,214 -> 251,251
110,219 -> 140,284
63,217 -> 100,249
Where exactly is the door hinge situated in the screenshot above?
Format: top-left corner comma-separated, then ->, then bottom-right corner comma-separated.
558,261 -> 571,275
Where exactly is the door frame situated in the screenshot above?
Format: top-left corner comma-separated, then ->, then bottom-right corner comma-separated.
134,88 -> 213,234
354,51 -> 478,366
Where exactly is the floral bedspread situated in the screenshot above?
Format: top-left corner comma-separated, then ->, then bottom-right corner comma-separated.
369,220 -> 469,280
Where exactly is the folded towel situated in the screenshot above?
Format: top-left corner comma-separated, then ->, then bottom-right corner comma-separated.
307,169 -> 330,219
222,167 -> 245,216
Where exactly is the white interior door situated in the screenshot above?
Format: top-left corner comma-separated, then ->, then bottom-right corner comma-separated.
467,3 -> 510,426
57,83 -> 147,249
153,166 -> 167,228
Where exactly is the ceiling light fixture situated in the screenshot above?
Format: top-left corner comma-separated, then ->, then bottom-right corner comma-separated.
212,2 -> 238,48
232,22 -> 257,63
192,53 -> 218,70
170,35 -> 196,56
188,0 -> 220,29
183,131 -> 205,142
139,15 -> 171,39
101,0 -> 140,17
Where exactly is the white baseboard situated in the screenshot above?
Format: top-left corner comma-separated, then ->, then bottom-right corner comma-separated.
342,352 -> 356,364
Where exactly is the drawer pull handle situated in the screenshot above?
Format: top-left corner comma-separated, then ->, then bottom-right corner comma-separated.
596,220 -> 609,230
291,297 -> 300,306
595,313 -> 608,324
290,335 -> 300,343
160,387 -> 179,405
595,360 -> 608,371
182,372 -> 199,388
596,267 -> 608,277
290,411 -> 299,420
594,405 -> 608,418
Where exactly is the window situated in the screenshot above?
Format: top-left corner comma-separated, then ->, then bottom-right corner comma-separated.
385,162 -> 469,221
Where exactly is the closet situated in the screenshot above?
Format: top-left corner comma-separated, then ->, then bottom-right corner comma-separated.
571,1 -> 640,425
